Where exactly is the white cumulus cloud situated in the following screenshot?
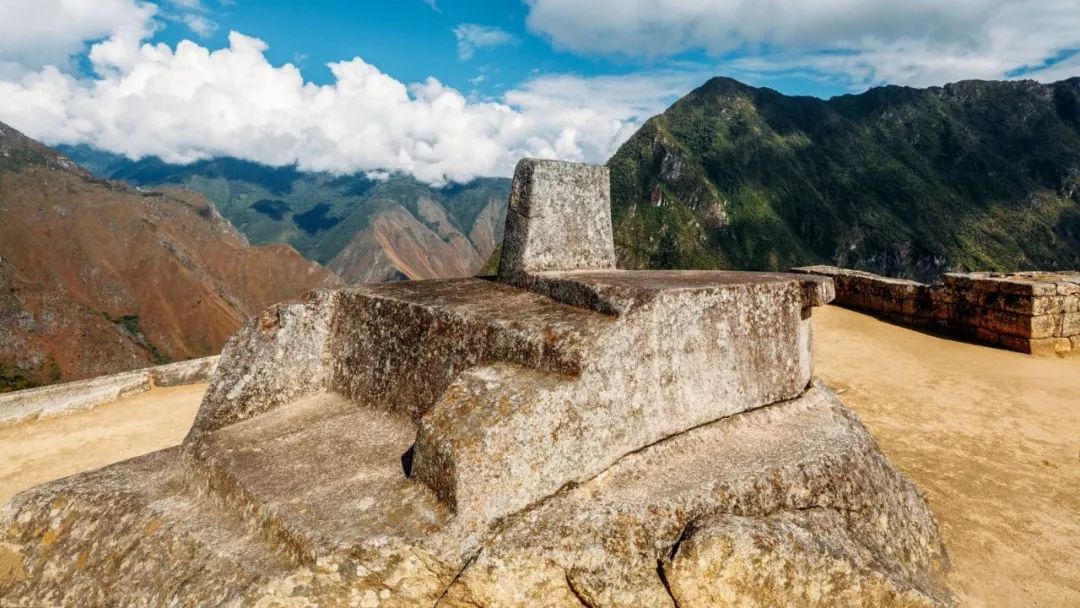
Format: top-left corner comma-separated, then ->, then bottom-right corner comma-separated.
0,29 -> 689,185
524,0 -> 1080,87
454,24 -> 516,60
182,13 -> 217,37
0,0 -> 158,78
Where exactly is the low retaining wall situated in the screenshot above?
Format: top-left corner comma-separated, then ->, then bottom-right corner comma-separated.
149,357 -> 220,388
793,266 -> 1080,356
0,356 -> 219,427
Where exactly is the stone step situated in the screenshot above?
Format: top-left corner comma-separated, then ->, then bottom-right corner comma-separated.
190,278 -> 613,440
328,278 -> 610,422
186,392 -> 449,564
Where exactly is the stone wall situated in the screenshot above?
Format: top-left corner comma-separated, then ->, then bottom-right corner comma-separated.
0,356 -> 219,427
793,266 -> 1080,356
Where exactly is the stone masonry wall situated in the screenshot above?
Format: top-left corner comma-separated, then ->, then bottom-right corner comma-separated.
793,266 -> 1080,357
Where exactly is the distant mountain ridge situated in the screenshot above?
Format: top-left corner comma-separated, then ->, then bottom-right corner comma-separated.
608,77 -> 1080,280
59,145 -> 512,283
0,122 -> 340,391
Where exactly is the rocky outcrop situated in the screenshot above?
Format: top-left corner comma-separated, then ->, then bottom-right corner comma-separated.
794,265 -> 1080,356
0,159 -> 952,607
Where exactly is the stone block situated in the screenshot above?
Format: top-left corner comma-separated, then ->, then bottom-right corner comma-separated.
187,290 -> 339,442
972,275 -> 1057,297
1058,281 -> 1080,296
940,274 -> 968,290
996,334 -> 1032,354
1061,312 -> 1080,337
931,287 -> 955,304
413,270 -> 823,524
497,158 -> 615,281
975,327 -> 1000,345
880,294 -> 903,314
979,291 -> 1063,316
950,302 -> 980,328
901,298 -> 916,316
1028,337 -> 1073,357
192,279 -> 602,438
931,300 -> 953,321
981,308 -> 1057,339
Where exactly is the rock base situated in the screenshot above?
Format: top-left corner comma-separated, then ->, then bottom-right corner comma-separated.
0,384 -> 951,607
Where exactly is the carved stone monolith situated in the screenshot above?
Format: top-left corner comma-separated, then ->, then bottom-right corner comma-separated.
0,159 -> 953,607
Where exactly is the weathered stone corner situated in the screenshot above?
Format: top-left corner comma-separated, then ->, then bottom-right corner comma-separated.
497,158 -> 616,282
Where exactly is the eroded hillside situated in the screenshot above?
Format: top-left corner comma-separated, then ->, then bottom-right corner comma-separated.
59,145 -> 510,283
0,122 -> 341,391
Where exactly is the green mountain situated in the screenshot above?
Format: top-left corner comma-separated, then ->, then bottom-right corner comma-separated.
608,77 -> 1080,280
59,145 -> 511,282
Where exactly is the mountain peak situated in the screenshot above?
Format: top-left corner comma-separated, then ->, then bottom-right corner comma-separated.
700,76 -> 754,93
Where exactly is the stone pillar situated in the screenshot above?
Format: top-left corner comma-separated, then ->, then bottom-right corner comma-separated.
497,158 -> 616,282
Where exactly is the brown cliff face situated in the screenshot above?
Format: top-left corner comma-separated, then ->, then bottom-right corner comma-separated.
0,122 -> 341,391
328,204 -> 483,283
467,194 -> 507,263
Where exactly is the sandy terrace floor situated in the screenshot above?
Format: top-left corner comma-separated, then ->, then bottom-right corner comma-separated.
814,306 -> 1080,608
0,383 -> 206,504
0,306 -> 1078,606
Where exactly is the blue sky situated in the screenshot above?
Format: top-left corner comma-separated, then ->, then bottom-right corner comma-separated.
155,0 -> 845,98
1,0 -> 1078,184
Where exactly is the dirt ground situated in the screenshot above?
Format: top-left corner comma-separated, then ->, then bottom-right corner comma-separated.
814,305 -> 1080,608
0,307 -> 1078,606
0,384 -> 206,504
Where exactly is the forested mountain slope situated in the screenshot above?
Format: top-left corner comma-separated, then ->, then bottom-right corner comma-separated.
609,77 -> 1080,280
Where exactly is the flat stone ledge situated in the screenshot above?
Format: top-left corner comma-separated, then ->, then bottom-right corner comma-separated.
515,269 -> 834,315
0,369 -> 150,427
